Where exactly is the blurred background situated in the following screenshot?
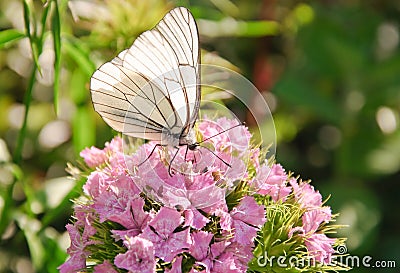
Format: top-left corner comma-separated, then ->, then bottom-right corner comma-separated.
0,0 -> 399,272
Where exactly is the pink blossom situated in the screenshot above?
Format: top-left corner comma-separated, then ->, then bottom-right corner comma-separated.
223,242 -> 254,272
83,171 -> 111,198
194,240 -> 248,273
188,199 -> 263,271
215,209 -> 232,231
162,172 -> 225,210
290,178 -> 322,208
231,220 -> 259,245
251,164 -> 291,201
114,236 -> 156,273
230,196 -> 266,244
189,231 -> 214,261
213,153 -> 247,185
202,198 -> 229,215
141,207 -> 191,262
92,175 -> 140,228
58,253 -> 86,273
211,252 -> 242,273
184,207 -> 210,229
111,198 -> 152,240
62,117 -> 342,272
198,117 -> 251,154
104,136 -> 123,153
58,223 -> 97,273
80,146 -> 107,168
231,196 -> 266,226
107,151 -> 128,173
302,207 -> 332,234
134,159 -> 170,200
93,260 -> 118,273
289,207 -> 332,238
305,233 -> 336,264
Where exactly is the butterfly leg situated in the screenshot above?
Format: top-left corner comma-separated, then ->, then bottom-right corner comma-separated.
184,144 -> 189,162
193,148 -> 197,164
137,143 -> 162,167
168,146 -> 180,176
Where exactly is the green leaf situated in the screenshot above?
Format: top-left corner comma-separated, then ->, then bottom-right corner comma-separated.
16,214 -> 45,270
64,37 -> 96,77
13,68 -> 36,164
0,177 -> 16,236
23,0 -> 42,75
0,29 -> 25,48
70,68 -> 89,105
39,1 -> 50,50
40,176 -> 85,229
52,0 -> 62,115
72,106 -> 96,154
209,0 -> 239,17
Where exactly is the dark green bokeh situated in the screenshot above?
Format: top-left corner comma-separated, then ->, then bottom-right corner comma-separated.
0,0 -> 399,272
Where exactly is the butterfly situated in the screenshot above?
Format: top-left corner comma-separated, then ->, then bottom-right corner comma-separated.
90,7 -> 237,173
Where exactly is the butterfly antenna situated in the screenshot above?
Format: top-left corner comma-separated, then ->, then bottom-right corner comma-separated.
197,122 -> 245,144
197,144 -> 232,167
192,121 -> 245,168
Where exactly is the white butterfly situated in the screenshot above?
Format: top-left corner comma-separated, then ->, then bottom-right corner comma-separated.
90,7 -> 200,152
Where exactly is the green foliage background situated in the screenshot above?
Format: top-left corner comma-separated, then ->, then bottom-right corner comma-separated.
0,0 -> 399,272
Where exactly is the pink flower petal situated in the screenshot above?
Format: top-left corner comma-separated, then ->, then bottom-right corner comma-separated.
80,146 -> 107,168
93,260 -> 118,273
231,196 -> 266,227
141,207 -> 190,262
114,237 -> 155,273
305,233 -> 336,264
290,179 -> 323,208
302,207 -> 332,234
189,231 -> 213,260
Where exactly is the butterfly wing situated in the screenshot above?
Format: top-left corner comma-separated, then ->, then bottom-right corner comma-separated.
118,7 -> 200,137
90,7 -> 200,142
91,61 -> 179,141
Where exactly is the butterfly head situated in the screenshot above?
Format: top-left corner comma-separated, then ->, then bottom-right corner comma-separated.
178,127 -> 197,147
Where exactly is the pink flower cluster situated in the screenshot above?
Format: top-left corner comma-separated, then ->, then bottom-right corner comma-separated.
289,180 -> 335,263
59,118 -> 338,273
60,119 -> 266,273
251,162 -> 335,264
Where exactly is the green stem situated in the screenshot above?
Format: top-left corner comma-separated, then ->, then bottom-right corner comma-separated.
13,67 -> 36,164
0,178 -> 16,235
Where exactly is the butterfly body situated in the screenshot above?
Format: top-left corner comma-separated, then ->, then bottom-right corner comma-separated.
161,125 -> 195,147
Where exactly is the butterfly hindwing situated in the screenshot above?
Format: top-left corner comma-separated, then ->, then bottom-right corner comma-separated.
91,61 -> 181,141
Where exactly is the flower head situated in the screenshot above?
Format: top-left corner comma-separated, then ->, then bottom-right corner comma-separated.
60,118 -> 347,273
